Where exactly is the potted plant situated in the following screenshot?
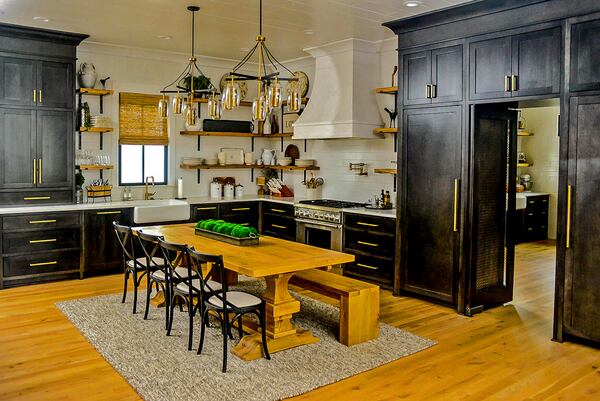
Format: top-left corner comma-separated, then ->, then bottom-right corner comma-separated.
179,75 -> 212,95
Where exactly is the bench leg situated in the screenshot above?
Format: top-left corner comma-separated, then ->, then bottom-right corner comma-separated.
339,287 -> 380,346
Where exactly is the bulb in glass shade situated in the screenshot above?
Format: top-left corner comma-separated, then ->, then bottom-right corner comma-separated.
208,93 -> 221,119
222,79 -> 241,110
185,104 -> 196,126
172,92 -> 183,114
268,80 -> 282,109
287,89 -> 301,112
252,94 -> 267,122
158,97 -> 168,118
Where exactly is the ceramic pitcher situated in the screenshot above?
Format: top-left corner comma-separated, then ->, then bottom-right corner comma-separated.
262,149 -> 275,165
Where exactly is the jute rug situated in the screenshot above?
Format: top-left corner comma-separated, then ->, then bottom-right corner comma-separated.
57,280 -> 435,401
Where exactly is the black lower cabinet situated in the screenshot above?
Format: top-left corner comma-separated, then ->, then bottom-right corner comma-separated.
261,203 -> 296,241
218,202 -> 259,228
191,203 -> 219,221
343,213 -> 396,289
84,208 -> 131,276
515,195 -> 549,243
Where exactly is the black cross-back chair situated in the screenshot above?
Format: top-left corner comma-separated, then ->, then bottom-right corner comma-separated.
189,247 -> 270,372
157,238 -> 204,350
135,230 -> 170,326
113,222 -> 147,314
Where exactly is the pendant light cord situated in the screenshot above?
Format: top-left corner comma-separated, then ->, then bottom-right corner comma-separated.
259,0 -> 263,36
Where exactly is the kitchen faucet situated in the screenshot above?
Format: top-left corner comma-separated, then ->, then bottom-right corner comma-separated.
144,176 -> 156,200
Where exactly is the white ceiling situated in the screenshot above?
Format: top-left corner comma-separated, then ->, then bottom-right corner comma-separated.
0,0 -> 470,60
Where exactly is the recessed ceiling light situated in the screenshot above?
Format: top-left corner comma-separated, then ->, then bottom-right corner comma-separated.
303,29 -> 314,35
157,35 -> 172,40
33,16 -> 50,22
404,0 -> 422,7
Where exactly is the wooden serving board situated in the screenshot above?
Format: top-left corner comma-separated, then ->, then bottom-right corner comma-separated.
194,228 -> 259,246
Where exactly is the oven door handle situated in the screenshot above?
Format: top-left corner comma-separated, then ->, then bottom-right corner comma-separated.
295,218 -> 342,230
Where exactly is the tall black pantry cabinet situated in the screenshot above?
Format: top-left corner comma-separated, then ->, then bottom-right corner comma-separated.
0,24 -> 88,206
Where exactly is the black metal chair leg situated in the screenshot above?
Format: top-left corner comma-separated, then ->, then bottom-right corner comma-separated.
197,308 -> 208,355
237,315 -> 244,339
132,271 -> 138,314
222,312 -> 228,373
144,276 -> 152,320
188,300 -> 194,351
167,295 -> 176,336
164,284 -> 171,332
121,270 -> 129,303
260,303 -> 271,360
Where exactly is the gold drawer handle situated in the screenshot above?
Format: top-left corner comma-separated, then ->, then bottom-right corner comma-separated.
23,196 -> 51,201
357,241 -> 379,247
357,263 -> 379,270
96,211 -> 122,215
232,207 -> 250,211
240,223 -> 250,226
196,206 -> 217,210
29,239 -> 57,244
272,224 -> 287,229
357,222 -> 379,227
29,219 -> 57,224
271,209 -> 286,213
29,261 -> 57,267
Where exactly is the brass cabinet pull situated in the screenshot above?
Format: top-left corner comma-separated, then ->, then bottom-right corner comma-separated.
357,263 -> 379,270
270,208 -> 286,213
431,84 -> 437,98
29,239 -> 57,244
240,223 -> 250,226
357,222 -> 379,228
272,224 -> 287,229
38,159 -> 42,184
29,219 -> 57,224
38,90 -> 42,103
33,159 -> 37,185
453,178 -> 460,232
357,240 -> 378,247
33,89 -> 37,103
232,207 -> 250,211
566,185 -> 572,249
425,84 -> 431,99
29,261 -> 57,267
23,196 -> 51,200
511,75 -> 518,92
504,76 -> 511,92
96,211 -> 122,215
196,206 -> 217,210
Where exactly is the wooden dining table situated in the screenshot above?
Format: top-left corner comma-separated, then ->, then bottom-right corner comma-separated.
140,223 -> 356,360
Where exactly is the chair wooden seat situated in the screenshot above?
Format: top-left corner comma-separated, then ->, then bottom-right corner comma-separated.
289,269 -> 380,346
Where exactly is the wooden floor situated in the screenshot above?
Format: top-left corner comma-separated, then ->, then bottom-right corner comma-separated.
1,241 -> 599,400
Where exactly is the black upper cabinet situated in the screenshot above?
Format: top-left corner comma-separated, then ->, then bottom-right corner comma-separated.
470,36 -> 512,100
0,57 -> 36,107
403,45 -> 462,105
36,110 -> 73,188
0,108 -> 36,189
470,28 -> 560,100
37,61 -> 73,109
570,19 -> 600,92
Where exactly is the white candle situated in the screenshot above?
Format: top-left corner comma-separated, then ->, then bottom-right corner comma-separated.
177,177 -> 184,199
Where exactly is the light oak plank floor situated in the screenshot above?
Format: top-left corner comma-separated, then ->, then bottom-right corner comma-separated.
1,241 -> 599,401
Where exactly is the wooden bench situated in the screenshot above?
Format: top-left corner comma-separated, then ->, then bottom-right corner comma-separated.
290,269 -> 380,346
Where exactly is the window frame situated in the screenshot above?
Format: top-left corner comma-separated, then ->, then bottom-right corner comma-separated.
118,144 -> 169,186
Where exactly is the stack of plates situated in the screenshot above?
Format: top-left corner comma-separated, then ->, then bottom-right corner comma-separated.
278,157 -> 293,166
295,159 -> 315,167
91,115 -> 112,128
182,157 -> 204,166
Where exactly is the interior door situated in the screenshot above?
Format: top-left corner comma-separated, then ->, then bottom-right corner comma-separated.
0,108 -> 36,189
36,110 -> 73,188
469,37 -> 512,100
466,105 -> 518,313
400,106 -> 462,303
37,61 -> 73,109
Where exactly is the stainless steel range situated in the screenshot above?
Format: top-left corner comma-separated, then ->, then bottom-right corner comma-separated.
295,199 -> 366,251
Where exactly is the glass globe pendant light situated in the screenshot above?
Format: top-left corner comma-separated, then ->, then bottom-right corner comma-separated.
252,82 -> 268,122
185,100 -> 196,126
222,76 -> 240,110
158,94 -> 168,118
172,90 -> 183,114
287,81 -> 301,112
267,77 -> 282,109
208,90 -> 222,119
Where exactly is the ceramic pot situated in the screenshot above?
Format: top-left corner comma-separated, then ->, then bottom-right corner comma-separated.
78,62 -> 97,88
262,149 -> 275,165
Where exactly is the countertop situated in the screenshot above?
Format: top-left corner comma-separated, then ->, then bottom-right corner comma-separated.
517,192 -> 550,197
0,195 -> 397,219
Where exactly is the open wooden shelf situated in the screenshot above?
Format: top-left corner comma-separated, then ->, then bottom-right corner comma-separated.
76,88 -> 114,96
180,131 -> 293,138
375,86 -> 398,94
79,127 -> 113,133
517,131 -> 534,137
76,164 -> 114,170
517,162 -> 533,167
374,168 -> 397,175
374,127 -> 398,134
180,164 -> 319,171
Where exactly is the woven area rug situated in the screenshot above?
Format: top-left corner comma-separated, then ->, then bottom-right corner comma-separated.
57,280 -> 435,401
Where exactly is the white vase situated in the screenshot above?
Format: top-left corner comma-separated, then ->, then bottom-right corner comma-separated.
78,62 -> 97,88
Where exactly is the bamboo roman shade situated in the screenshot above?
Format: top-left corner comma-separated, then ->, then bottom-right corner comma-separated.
119,92 -> 169,145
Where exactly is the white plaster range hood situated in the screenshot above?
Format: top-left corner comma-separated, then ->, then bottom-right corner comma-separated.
293,38 -> 383,140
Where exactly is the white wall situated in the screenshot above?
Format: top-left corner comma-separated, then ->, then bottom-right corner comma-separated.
519,106 -> 560,239
77,38 -> 397,203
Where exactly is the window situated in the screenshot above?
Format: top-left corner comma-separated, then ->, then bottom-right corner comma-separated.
119,144 -> 168,185
118,92 -> 169,186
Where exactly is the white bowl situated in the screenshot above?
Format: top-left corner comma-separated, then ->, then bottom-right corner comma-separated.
182,157 -> 204,166
295,159 -> 315,167
277,160 -> 292,166
205,158 -> 218,166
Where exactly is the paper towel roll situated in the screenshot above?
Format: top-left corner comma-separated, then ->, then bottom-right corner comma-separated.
177,177 -> 184,199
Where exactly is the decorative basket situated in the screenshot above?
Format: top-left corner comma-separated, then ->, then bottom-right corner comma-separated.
86,185 -> 112,201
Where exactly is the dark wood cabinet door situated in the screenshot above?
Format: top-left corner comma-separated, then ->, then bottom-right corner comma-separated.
84,209 -> 132,275
400,106 -> 462,303
469,36 -> 512,100
564,96 -> 600,342
403,51 -> 431,105
36,110 -> 73,188
0,108 -> 36,189
37,61 -> 73,109
0,57 -> 36,107
431,45 -> 463,103
511,28 -> 560,97
192,204 -> 219,221
570,19 -> 600,92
